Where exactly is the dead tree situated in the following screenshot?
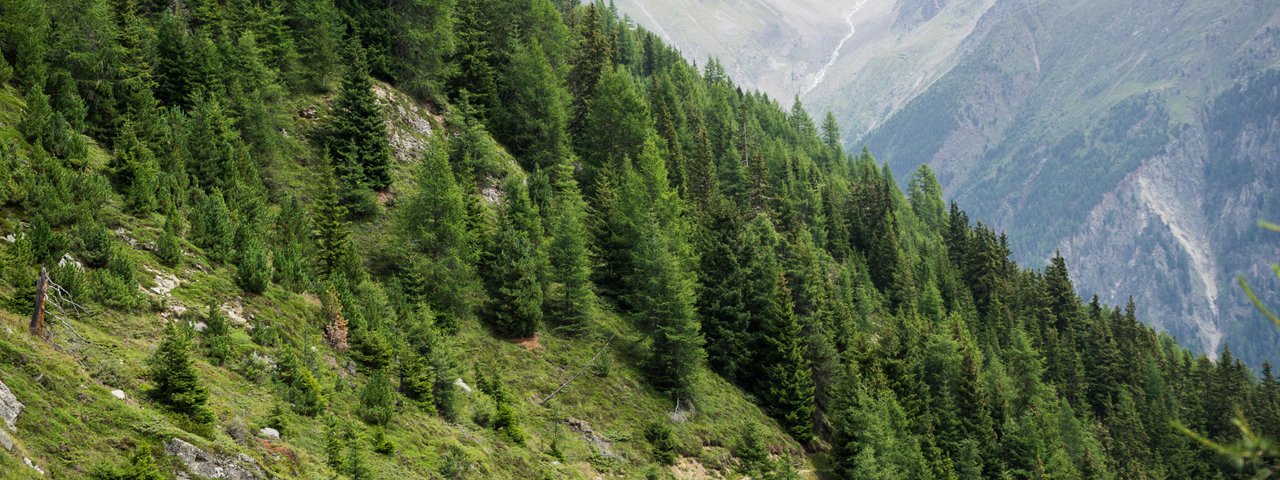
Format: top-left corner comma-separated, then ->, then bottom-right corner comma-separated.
30,267 -> 49,338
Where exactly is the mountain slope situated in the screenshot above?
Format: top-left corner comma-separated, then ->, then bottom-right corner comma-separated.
613,0 -> 1280,366
0,79 -> 810,479
860,0 -> 1280,364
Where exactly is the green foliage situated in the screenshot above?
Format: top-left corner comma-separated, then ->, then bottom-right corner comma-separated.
398,140 -> 479,322
89,447 -> 164,480
546,163 -> 595,333
191,189 -> 235,263
398,349 -> 436,413
279,352 -> 326,417
2,1 -> 1269,478
202,303 -> 233,366
148,323 -> 214,426
485,177 -> 546,338
491,39 -> 570,171
360,368 -> 396,426
234,222 -> 273,294
325,44 -> 392,192
643,421 -> 677,465
156,214 -> 184,267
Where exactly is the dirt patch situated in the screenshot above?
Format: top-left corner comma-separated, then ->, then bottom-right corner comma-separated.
514,333 -> 541,350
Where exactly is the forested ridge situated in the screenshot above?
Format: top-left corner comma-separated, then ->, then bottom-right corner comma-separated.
0,0 -> 1275,478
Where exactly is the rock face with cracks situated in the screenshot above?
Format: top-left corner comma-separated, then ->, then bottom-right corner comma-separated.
165,438 -> 265,480
0,379 -> 22,431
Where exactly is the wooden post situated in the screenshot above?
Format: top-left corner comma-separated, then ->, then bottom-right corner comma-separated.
29,267 -> 48,338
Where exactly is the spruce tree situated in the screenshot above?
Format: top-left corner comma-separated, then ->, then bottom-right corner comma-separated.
399,141 -> 479,321
633,214 -> 704,396
360,368 -> 396,426
577,66 -> 651,190
485,177 -> 546,338
546,163 -> 595,333
398,349 -> 436,413
202,303 -> 232,366
111,121 -> 160,214
760,272 -> 815,442
388,0 -> 456,99
156,213 -> 183,267
234,222 -> 273,294
148,323 -> 214,425
313,154 -> 352,281
191,189 -> 234,263
326,43 -> 391,192
492,40 -> 570,171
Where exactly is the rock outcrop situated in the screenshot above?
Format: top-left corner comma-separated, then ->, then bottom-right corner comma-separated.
165,438 -> 265,480
0,379 -> 23,431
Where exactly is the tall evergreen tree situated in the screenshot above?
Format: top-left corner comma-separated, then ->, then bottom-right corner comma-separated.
547,163 -> 595,333
399,141 -> 479,321
492,40 -> 571,171
148,324 -> 214,425
326,43 -> 392,192
485,177 -> 547,338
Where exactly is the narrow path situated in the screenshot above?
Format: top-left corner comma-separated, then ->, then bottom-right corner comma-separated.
804,0 -> 868,95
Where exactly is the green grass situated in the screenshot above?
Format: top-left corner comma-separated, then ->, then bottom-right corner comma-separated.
0,82 -> 811,479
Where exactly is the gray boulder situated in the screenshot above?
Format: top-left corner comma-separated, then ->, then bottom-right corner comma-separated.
0,380 -> 23,430
164,438 -> 265,480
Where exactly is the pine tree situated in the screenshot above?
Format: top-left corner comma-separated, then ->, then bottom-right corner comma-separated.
760,272 -> 815,441
908,165 -> 946,232
156,213 -> 183,267
567,3 -> 612,134
234,222 -> 273,294
399,141 -> 479,321
202,303 -> 232,366
448,0 -> 499,117
577,66 -> 651,190
278,352 -> 325,416
360,368 -> 396,426
633,214 -> 704,396
148,324 -> 214,425
546,163 -> 595,333
111,121 -> 160,213
326,43 -> 392,192
284,0 -> 343,91
398,349 -> 436,412
388,0 -> 456,99
485,177 -> 546,338
191,189 -> 234,263
492,39 -> 570,171
313,154 -> 353,281
272,196 -> 312,291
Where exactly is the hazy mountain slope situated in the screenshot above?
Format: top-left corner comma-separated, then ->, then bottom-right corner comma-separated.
861,0 -> 1280,365
614,0 -> 1280,366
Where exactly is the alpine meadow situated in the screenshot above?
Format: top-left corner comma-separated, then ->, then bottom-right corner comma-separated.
0,0 -> 1276,479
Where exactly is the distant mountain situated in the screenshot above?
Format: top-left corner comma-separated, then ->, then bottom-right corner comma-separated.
613,0 -> 1280,367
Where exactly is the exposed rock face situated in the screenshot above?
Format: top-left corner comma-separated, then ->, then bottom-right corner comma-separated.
373,82 -> 437,166
565,418 -> 618,460
165,438 -> 265,480
0,380 -> 23,431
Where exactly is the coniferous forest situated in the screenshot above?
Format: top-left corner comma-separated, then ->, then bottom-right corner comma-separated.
0,0 -> 1276,478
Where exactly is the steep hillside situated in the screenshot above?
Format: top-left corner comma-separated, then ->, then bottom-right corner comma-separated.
614,0 -> 1280,367
0,80 -> 808,479
1,1 -> 1277,479
860,0 -> 1280,365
